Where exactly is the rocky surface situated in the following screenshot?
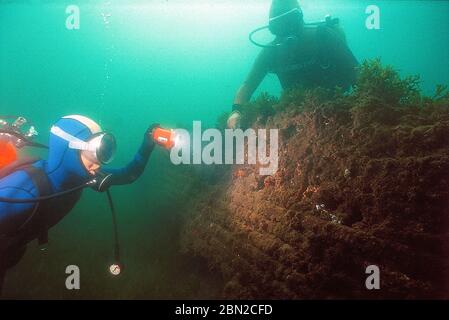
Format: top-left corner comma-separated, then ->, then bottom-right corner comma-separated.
180,60 -> 449,299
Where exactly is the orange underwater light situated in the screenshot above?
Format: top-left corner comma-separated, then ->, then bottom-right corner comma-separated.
0,140 -> 17,170
153,127 -> 176,149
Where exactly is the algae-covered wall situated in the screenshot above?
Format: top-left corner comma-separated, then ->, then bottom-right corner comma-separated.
180,60 -> 449,299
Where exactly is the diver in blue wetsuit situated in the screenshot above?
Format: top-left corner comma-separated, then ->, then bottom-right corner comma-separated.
0,115 -> 159,293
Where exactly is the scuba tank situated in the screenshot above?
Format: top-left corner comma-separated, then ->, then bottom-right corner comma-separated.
0,140 -> 17,169
0,116 -> 47,170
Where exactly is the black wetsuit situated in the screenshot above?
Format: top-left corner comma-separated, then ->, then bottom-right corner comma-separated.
256,25 -> 359,91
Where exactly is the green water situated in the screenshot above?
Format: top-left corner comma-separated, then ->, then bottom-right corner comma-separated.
1,0 -> 448,298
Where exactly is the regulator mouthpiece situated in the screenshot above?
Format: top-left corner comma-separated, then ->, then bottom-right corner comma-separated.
153,127 -> 177,150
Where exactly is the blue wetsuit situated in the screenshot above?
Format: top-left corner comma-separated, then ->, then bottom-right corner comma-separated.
0,117 -> 154,285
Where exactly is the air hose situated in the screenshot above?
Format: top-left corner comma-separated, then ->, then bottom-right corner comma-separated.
0,180 -> 96,203
249,25 -> 277,48
248,17 -> 340,48
106,189 -> 123,276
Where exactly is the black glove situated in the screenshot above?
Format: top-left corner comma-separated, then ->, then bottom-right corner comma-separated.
144,123 -> 160,149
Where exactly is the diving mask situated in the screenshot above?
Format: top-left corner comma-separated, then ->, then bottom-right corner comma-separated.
51,125 -> 116,164
269,7 -> 304,36
249,7 -> 304,48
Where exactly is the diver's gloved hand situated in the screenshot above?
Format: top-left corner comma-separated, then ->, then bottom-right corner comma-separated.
144,123 -> 160,150
227,104 -> 242,129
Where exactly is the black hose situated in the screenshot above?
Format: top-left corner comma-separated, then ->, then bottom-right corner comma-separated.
106,189 -> 121,268
249,20 -> 335,49
0,180 -> 95,203
249,25 -> 278,48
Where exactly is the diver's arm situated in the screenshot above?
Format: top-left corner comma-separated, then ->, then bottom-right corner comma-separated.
101,141 -> 154,186
228,50 -> 271,128
98,125 -> 157,190
233,49 -> 271,106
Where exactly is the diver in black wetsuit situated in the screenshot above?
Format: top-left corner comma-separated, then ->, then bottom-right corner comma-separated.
0,115 -> 160,293
228,0 -> 359,128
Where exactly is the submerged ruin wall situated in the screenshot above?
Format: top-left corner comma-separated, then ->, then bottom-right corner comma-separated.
180,60 -> 449,299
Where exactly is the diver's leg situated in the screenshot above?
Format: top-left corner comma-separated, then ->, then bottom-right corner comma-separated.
0,267 -> 5,296
0,247 -> 26,297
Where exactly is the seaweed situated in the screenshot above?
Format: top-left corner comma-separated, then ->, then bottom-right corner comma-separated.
186,58 -> 449,299
432,84 -> 449,101
229,59 -> 448,132
216,58 -> 433,131
239,92 -> 278,128
353,58 -> 421,107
